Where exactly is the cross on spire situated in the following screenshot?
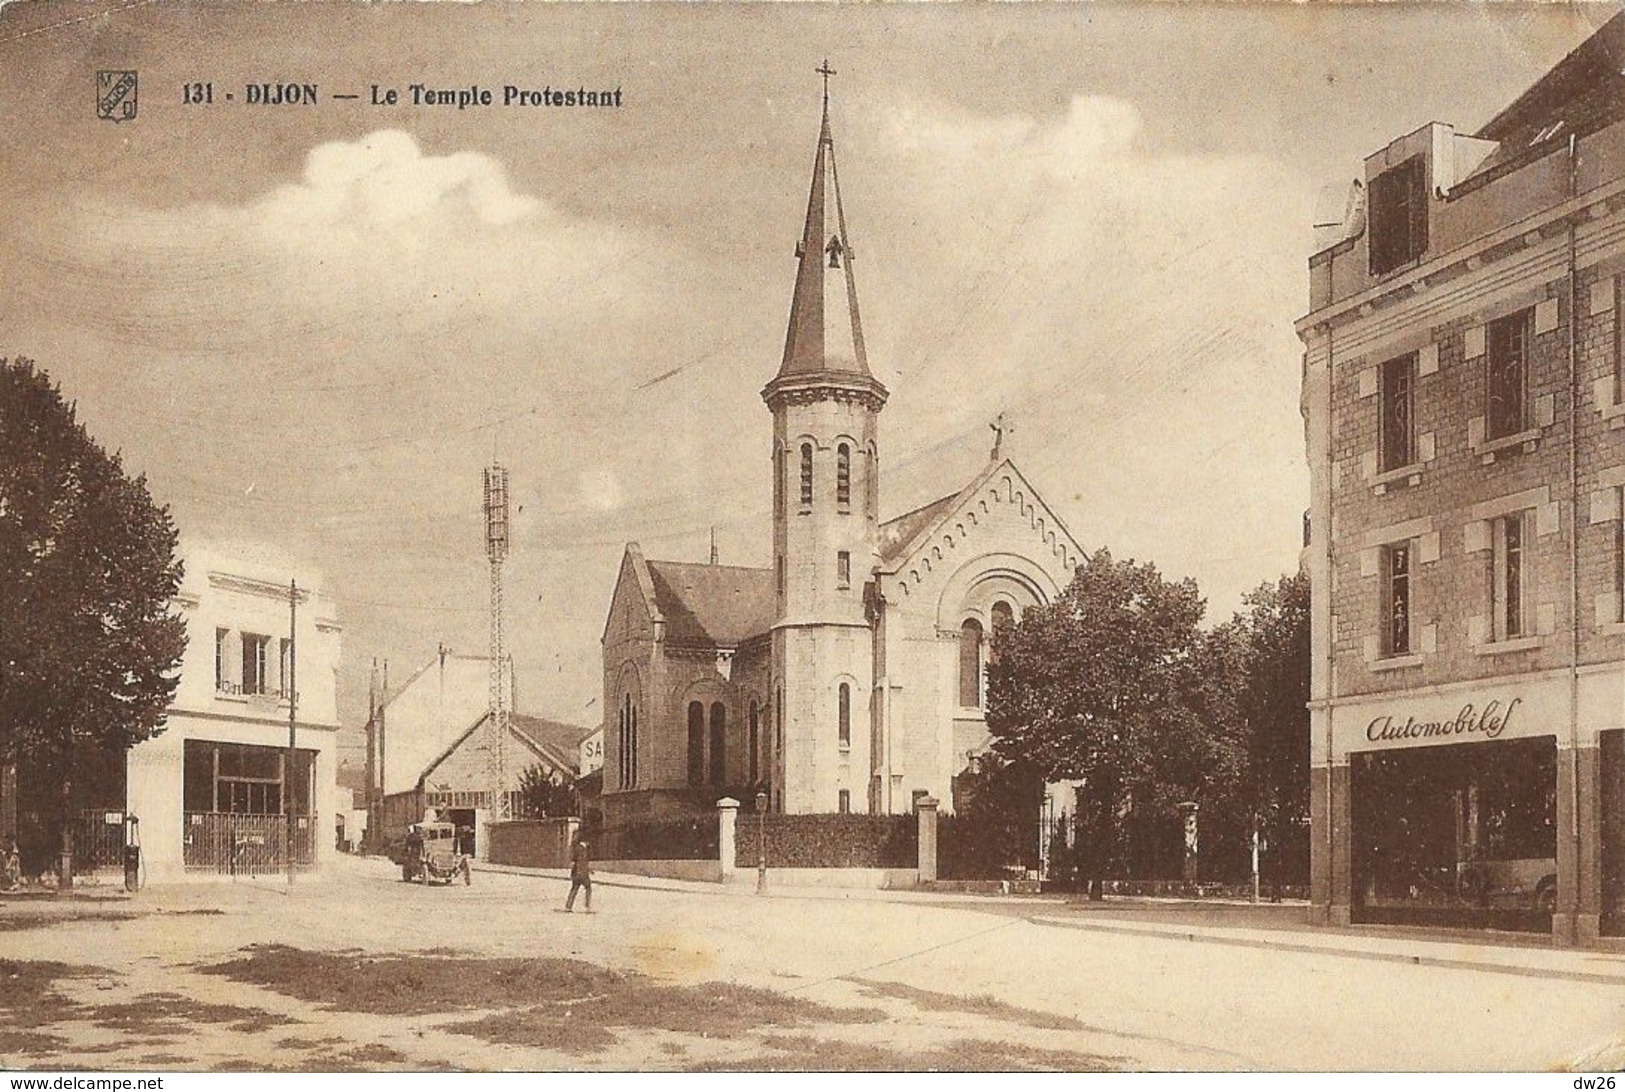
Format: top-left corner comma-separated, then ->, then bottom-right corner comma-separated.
817,59 -> 837,108
990,413 -> 1014,459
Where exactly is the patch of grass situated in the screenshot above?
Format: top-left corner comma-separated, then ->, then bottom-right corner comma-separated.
0,911 -> 137,932
705,1033 -> 1119,1072
449,980 -> 881,1057
0,960 -> 90,1027
201,945 -> 624,1014
277,1035 -> 345,1050
0,1028 -> 70,1055
137,1054 -> 190,1066
83,992 -> 295,1036
851,979 -> 1089,1032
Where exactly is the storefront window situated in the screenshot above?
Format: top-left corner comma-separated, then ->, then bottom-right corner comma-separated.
1351,736 -> 1556,931
1603,731 -> 1625,937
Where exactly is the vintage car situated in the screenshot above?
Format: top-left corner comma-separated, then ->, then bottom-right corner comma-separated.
398,821 -> 472,885
1456,856 -> 1557,911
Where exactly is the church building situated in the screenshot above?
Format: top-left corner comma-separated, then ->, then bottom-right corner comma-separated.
600,83 -> 1081,823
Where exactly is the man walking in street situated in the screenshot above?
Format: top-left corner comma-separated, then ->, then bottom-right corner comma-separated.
564,835 -> 593,912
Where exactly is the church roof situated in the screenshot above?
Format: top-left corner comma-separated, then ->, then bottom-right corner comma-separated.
645,559 -> 775,648
764,79 -> 887,407
877,492 -> 959,564
875,455 -> 1084,576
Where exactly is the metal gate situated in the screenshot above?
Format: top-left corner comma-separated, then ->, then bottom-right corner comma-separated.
183,813 -> 316,874
70,810 -> 127,875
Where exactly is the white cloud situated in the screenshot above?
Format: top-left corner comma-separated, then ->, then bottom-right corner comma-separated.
259,130 -> 542,230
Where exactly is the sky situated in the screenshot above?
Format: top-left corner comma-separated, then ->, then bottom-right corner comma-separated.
0,1 -> 1611,769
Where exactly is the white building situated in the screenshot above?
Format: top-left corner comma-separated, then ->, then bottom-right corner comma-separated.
126,543 -> 342,883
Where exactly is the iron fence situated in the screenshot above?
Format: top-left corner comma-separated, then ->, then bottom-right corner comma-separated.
183,812 -> 316,874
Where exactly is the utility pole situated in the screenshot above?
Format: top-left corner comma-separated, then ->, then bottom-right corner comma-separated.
285,579 -> 298,885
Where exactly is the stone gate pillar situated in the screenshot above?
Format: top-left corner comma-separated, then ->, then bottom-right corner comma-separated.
917,796 -> 939,884
717,798 -> 739,882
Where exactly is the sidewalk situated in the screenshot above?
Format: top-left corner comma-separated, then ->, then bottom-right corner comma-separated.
475,859 -> 1625,985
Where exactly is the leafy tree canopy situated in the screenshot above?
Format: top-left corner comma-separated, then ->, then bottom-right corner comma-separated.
0,357 -> 187,773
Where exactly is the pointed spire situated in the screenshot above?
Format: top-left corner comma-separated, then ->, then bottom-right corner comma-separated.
765,62 -> 886,406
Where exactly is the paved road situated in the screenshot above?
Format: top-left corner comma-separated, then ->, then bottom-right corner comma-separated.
5,854 -> 1623,1071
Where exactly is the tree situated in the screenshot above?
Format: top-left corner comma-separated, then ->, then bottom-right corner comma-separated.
1233,572 -> 1311,892
0,358 -> 187,882
985,548 -> 1207,897
944,751 -> 1043,879
517,763 -> 578,819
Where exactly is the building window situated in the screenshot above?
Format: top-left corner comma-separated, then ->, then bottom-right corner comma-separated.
1487,308 -> 1530,441
799,443 -> 814,508
959,619 -> 984,706
709,702 -> 727,785
989,601 -> 1014,666
748,701 -> 760,784
837,550 -> 851,589
1493,512 -> 1527,641
1382,543 -> 1412,657
1379,352 -> 1416,471
838,789 -> 851,814
1369,156 -> 1427,276
838,683 -> 851,749
836,444 -> 851,509
215,628 -> 229,691
278,638 -> 292,699
687,701 -> 705,786
241,633 -> 270,696
618,692 -> 639,790
774,445 -> 784,518
183,740 -> 313,817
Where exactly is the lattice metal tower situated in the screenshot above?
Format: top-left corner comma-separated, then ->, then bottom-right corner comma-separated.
483,465 -> 511,821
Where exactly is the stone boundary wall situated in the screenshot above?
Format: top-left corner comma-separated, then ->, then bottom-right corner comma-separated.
488,818 -> 577,869
596,858 -> 724,883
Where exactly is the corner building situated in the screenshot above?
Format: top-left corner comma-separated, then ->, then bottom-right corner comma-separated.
599,91 -> 1081,824
1299,13 -> 1625,944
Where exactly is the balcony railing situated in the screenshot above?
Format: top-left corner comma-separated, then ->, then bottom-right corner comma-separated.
214,682 -> 295,703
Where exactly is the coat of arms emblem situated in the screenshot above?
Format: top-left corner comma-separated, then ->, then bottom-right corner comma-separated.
96,70 -> 138,121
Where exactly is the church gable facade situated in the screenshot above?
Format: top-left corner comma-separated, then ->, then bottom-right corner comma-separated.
599,85 -> 1080,822
871,459 -> 1080,814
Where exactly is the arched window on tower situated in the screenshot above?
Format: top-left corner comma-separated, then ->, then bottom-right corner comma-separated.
989,601 -> 1014,667
836,444 -> 851,509
959,619 -> 984,708
774,445 -> 784,518
800,443 -> 814,508
709,702 -> 727,785
687,701 -> 705,786
838,683 -> 851,748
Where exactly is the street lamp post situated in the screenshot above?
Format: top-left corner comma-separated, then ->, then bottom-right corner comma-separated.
755,790 -> 767,894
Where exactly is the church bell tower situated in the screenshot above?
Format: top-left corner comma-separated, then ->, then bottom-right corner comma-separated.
762,64 -> 887,814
